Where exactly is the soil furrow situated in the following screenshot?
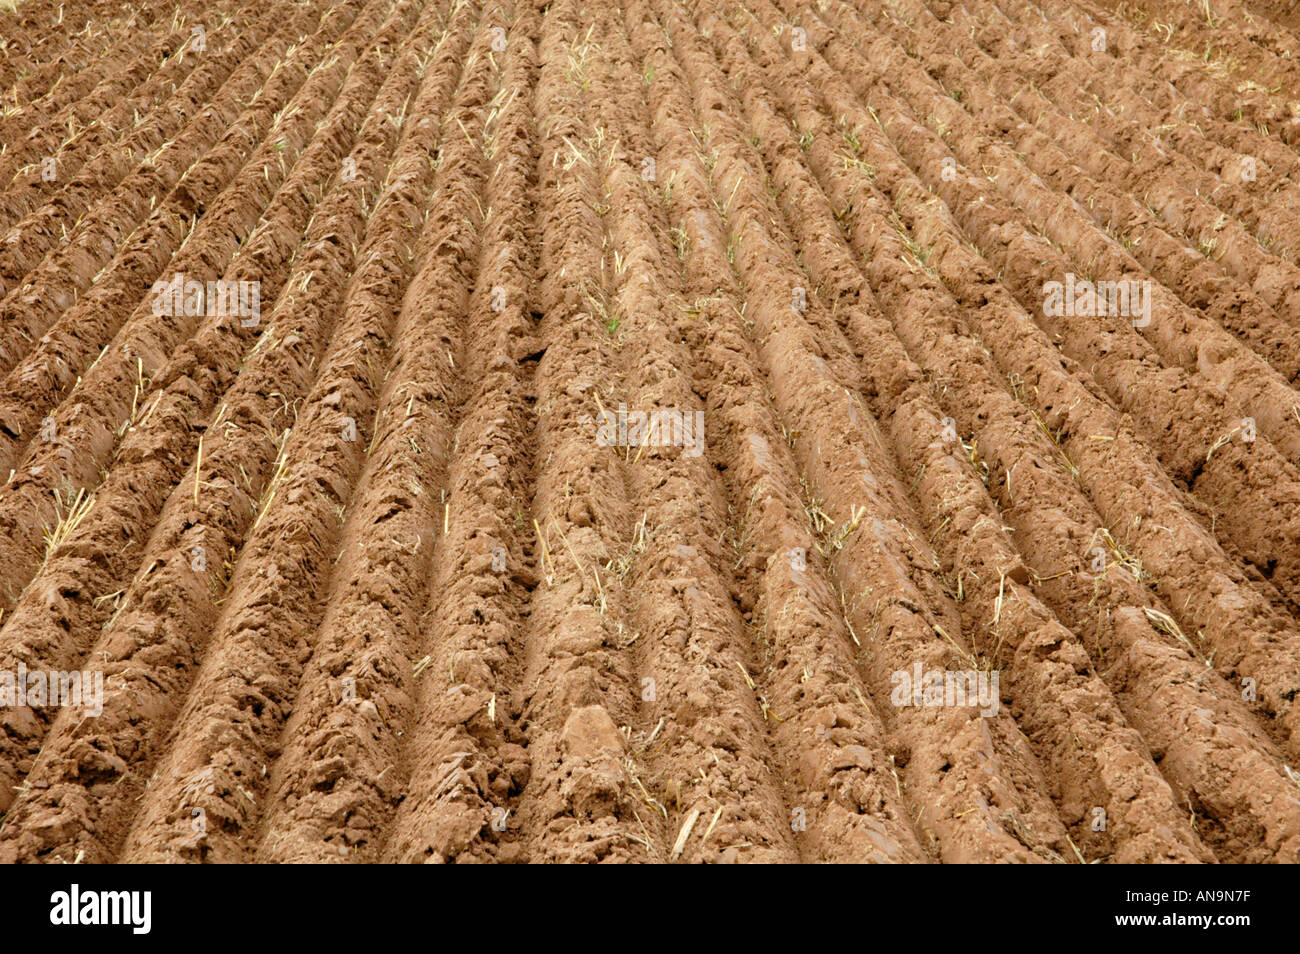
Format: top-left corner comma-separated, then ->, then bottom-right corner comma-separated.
650,0 -> 1090,863
817,0 -> 1300,614
621,0 -> 936,864
251,2 -> 532,866
103,0 -> 487,864
0,0 -> 262,249
0,0 -> 384,623
490,0 -> 671,864
0,2 -> 224,190
911,0 -> 1300,260
0,0 -> 430,839
0,1 -> 173,148
0,0 -> 330,379
772,4 -> 1300,762
2,0 -> 1298,867
740,0 -> 1300,863
879,0 -> 1300,377
697,0 -> 1223,864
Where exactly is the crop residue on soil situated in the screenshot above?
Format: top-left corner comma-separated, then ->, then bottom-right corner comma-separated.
0,0 -> 1299,864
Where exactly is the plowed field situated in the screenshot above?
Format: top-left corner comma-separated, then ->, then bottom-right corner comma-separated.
1,0 -> 1299,864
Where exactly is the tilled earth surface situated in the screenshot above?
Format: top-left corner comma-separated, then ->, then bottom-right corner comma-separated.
1,0 -> 1300,863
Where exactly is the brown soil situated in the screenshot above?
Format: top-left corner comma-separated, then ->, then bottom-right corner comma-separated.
0,0 -> 1299,863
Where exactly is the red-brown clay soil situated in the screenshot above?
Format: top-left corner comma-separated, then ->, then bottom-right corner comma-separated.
0,0 -> 1299,864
